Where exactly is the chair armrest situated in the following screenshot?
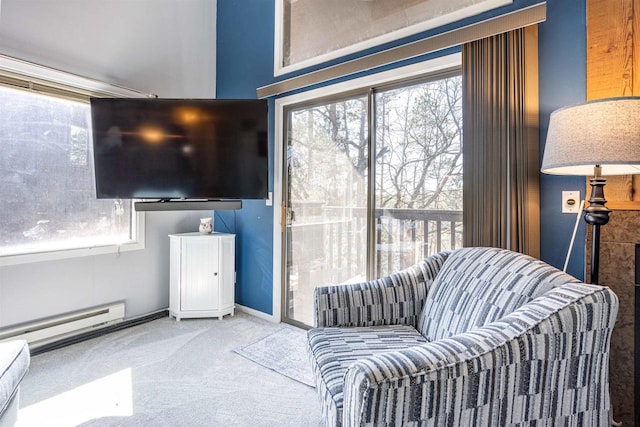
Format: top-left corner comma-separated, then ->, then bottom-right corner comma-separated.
313,251 -> 451,328
342,284 -> 618,426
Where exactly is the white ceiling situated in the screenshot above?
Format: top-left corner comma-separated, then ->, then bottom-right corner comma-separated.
0,0 -> 217,97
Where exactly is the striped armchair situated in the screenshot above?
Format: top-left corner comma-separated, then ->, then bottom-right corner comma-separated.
307,247 -> 618,427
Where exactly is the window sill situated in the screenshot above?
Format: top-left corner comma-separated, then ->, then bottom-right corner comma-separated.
0,239 -> 146,267
0,207 -> 145,267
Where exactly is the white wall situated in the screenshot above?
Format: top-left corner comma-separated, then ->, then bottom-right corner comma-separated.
0,0 -> 217,326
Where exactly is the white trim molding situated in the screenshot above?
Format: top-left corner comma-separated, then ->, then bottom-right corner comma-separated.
0,53 -> 154,98
236,304 -> 279,323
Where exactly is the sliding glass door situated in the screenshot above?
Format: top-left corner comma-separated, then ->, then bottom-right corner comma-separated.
282,73 -> 463,327
283,95 -> 369,326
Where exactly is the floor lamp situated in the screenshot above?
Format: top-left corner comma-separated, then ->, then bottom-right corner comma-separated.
541,97 -> 640,285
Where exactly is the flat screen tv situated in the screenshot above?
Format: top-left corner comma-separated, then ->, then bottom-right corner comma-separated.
90,98 -> 268,200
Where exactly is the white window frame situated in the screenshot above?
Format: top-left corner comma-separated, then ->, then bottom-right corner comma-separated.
271,52 -> 461,322
273,0 -> 508,76
0,54 -> 152,266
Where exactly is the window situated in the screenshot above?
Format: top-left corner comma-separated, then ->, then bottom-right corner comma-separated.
0,67 -> 145,265
278,57 -> 463,326
274,0 -> 511,75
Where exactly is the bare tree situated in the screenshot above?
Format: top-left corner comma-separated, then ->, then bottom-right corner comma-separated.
376,76 -> 462,210
287,75 -> 462,211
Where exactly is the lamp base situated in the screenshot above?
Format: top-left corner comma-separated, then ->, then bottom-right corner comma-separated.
584,174 -> 611,285
584,176 -> 610,227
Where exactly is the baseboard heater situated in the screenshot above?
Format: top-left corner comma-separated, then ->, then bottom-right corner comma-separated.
0,302 -> 125,349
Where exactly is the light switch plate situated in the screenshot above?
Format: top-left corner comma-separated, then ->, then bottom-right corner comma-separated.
562,191 -> 580,213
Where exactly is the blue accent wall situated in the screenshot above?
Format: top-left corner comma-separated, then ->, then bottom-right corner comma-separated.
216,0 -> 588,314
216,0 -> 275,313
538,0 -> 586,279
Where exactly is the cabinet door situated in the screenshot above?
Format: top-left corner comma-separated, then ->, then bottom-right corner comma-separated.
180,238 -> 219,311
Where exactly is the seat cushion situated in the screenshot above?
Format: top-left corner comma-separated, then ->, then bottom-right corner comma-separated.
417,247 -> 579,342
0,340 -> 30,416
307,324 -> 427,425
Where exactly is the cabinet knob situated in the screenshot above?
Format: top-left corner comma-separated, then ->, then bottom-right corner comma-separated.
214,272 -> 218,276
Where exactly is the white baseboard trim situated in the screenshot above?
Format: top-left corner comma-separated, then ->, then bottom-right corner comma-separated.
236,304 -> 278,323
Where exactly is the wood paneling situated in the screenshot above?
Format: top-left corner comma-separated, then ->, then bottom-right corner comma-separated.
587,0 -> 640,209
587,2 -> 638,425
587,0 -> 633,98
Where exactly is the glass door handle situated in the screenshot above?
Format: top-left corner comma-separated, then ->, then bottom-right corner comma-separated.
281,201 -> 297,232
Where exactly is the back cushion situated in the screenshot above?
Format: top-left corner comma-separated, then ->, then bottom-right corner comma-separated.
417,247 -> 579,341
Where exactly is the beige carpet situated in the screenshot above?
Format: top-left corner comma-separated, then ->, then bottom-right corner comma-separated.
17,313 -> 323,426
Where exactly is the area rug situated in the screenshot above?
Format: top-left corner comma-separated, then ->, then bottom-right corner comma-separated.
234,325 -> 315,387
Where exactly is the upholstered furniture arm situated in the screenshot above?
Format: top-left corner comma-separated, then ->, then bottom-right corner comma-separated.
313,251 -> 450,328
341,284 -> 618,426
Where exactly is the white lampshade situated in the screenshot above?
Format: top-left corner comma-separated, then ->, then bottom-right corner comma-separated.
541,97 -> 640,176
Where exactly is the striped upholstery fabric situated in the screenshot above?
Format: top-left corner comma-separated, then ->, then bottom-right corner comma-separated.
307,325 -> 428,426
314,251 -> 450,328
417,247 -> 580,341
307,248 -> 618,427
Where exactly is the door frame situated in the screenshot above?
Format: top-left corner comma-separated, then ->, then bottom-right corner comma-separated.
271,53 -> 461,323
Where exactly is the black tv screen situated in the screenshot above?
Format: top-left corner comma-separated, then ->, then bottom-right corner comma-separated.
90,98 -> 268,200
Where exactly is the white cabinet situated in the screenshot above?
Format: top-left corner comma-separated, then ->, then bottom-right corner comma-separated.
169,232 -> 235,321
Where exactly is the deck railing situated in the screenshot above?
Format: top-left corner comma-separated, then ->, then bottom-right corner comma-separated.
373,208 -> 463,277
286,206 -> 463,324
289,206 -> 463,281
